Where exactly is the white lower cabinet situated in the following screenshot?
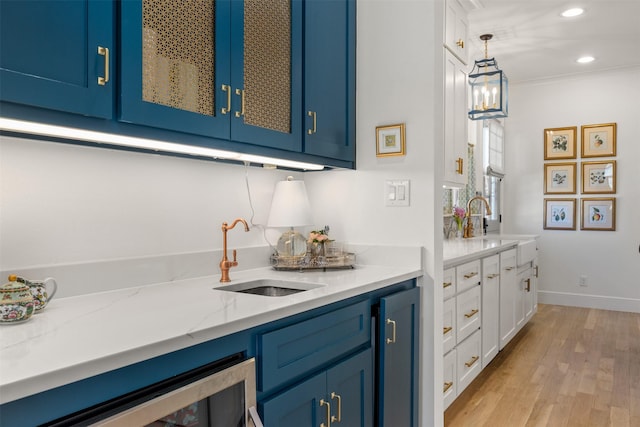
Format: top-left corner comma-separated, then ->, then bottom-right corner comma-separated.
456,329 -> 482,393
443,297 -> 456,354
456,285 -> 481,343
481,254 -> 500,367
443,349 -> 457,410
499,248 -> 518,350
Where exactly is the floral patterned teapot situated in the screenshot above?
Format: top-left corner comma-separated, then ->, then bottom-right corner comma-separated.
15,275 -> 58,312
0,275 -> 35,324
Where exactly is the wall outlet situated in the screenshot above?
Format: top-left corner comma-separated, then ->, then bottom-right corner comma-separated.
579,275 -> 588,287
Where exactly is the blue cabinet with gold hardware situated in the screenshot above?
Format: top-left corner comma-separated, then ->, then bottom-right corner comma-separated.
119,0 -> 302,152
0,0 -> 114,119
303,0 -> 356,162
261,349 -> 373,427
378,287 -> 421,427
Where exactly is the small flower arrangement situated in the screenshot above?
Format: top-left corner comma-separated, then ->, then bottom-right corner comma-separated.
308,229 -> 332,244
453,207 -> 466,231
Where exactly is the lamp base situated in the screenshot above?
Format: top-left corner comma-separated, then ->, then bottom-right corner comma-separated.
276,229 -> 307,257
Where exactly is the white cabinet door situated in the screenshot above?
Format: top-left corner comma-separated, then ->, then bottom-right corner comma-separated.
481,254 -> 500,367
456,329 -> 481,395
499,248 -> 517,350
443,297 -> 457,354
443,49 -> 468,187
444,0 -> 468,63
443,349 -> 457,410
456,285 -> 481,344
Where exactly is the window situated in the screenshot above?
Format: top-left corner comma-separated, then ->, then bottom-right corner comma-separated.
483,119 -> 504,233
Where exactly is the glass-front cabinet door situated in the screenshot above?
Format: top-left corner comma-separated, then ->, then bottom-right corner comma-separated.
120,0 -> 301,152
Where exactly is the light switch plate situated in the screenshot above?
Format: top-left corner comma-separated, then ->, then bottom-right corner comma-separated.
385,180 -> 410,207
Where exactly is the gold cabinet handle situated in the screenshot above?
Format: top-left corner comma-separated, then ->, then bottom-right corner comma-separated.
505,266 -> 515,271
463,272 -> 478,279
221,84 -> 231,114
330,392 -> 342,423
487,273 -> 499,279
443,381 -> 453,393
386,318 -> 397,344
464,309 -> 479,319
525,278 -> 531,292
456,157 -> 464,174
235,88 -> 245,118
465,355 -> 479,368
308,111 -> 317,135
320,399 -> 331,427
443,326 -> 452,335
97,46 -> 109,85
534,266 -> 539,278
456,39 -> 464,48
443,281 -> 452,288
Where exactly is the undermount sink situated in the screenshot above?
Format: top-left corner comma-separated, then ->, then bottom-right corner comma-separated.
216,279 -> 325,297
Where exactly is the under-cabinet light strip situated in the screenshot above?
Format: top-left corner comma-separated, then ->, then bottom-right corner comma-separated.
0,118 -> 325,171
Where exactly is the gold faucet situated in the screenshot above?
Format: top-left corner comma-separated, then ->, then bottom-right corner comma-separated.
464,196 -> 492,238
220,218 -> 250,282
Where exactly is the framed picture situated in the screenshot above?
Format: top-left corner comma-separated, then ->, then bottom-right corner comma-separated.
376,123 -> 406,157
544,162 -> 576,194
544,198 -> 576,230
581,123 -> 616,158
582,160 -> 616,194
544,126 -> 577,160
581,198 -> 616,231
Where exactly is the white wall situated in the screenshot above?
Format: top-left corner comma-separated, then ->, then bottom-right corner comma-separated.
503,66 -> 640,312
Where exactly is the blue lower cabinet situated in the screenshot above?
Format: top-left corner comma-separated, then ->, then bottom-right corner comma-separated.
261,348 -> 373,427
378,287 -> 421,427
0,0 -> 114,118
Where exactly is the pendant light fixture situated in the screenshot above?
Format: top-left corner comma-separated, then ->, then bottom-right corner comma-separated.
468,34 -> 508,120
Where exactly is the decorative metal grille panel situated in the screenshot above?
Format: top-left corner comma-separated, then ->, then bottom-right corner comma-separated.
142,0 -> 215,116
244,0 -> 291,133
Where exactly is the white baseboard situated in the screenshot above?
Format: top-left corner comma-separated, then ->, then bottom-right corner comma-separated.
538,290 -> 640,314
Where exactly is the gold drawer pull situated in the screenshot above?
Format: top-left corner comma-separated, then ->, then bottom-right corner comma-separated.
505,266 -> 515,271
443,281 -> 452,288
443,326 -> 452,335
444,381 -> 453,393
330,392 -> 342,423
487,273 -> 499,279
465,355 -> 479,368
235,88 -> 246,118
221,84 -> 231,114
464,309 -> 479,318
97,46 -> 109,85
320,399 -> 331,427
386,318 -> 397,344
456,157 -> 464,175
463,272 -> 478,279
456,39 -> 465,48
308,111 -> 317,135
525,278 -> 531,292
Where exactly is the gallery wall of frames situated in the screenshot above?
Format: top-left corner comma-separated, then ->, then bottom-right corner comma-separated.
542,123 -> 617,231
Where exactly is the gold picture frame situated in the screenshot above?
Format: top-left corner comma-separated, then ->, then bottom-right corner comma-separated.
582,160 -> 616,194
581,123 -> 616,158
376,123 -> 406,157
543,198 -> 576,230
581,198 -> 616,231
544,162 -> 576,194
544,126 -> 577,160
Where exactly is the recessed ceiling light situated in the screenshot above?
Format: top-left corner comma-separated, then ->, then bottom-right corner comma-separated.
562,8 -> 584,17
576,56 -> 595,64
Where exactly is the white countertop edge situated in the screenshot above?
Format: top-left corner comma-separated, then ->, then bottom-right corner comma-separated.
0,263 -> 422,404
443,239 -> 519,268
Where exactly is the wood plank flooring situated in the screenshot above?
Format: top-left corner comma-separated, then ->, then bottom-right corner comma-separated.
444,304 -> 640,427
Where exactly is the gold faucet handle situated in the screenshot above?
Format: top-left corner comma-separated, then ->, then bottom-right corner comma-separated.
232,249 -> 237,262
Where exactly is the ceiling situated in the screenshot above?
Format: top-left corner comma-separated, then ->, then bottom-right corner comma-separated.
463,0 -> 640,83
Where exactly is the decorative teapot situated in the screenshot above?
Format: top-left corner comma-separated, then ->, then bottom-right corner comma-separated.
15,275 -> 58,312
0,275 -> 35,324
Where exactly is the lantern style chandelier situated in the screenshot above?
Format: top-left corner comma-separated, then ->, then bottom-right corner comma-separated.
468,34 -> 508,120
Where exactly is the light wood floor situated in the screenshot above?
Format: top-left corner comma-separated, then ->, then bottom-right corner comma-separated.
444,304 -> 640,427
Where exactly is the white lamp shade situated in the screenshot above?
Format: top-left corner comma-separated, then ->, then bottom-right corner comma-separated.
267,178 -> 314,227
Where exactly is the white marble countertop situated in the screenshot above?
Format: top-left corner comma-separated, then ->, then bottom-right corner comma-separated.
443,237 -> 520,268
0,246 -> 422,404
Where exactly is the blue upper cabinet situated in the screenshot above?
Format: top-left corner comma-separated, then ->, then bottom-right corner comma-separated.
0,0 -> 114,119
119,0 -> 302,152
303,0 -> 356,163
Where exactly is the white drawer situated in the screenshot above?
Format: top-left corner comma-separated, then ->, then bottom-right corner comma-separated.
456,285 -> 481,343
443,349 -> 457,409
443,297 -> 456,354
443,268 -> 456,300
456,260 -> 481,294
456,329 -> 482,395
